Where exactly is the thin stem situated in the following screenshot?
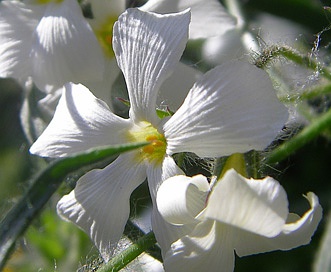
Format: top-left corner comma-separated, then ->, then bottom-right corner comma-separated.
96,232 -> 157,272
279,83 -> 331,103
124,220 -> 162,262
266,108 -> 331,163
255,45 -> 331,81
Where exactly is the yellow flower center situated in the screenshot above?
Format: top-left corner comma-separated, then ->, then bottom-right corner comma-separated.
94,16 -> 118,58
127,122 -> 167,165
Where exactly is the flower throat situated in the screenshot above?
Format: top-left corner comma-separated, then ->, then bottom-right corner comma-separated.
127,122 -> 166,164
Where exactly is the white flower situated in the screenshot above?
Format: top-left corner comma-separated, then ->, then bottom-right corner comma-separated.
30,8 -> 288,261
87,0 -> 237,106
140,0 -> 236,39
0,0 -> 105,91
156,169 -> 322,272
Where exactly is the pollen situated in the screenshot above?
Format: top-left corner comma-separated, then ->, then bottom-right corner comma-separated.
127,122 -> 167,164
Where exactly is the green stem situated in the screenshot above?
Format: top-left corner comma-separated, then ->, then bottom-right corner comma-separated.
0,142 -> 147,270
124,220 -> 162,262
280,83 -> 331,103
255,45 -> 331,81
96,232 -> 157,272
266,108 -> 331,163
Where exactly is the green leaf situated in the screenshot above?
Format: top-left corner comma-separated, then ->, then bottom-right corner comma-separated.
0,142 -> 147,270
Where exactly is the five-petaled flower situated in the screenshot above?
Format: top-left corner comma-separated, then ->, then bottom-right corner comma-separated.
156,169 -> 322,272
30,8 -> 288,261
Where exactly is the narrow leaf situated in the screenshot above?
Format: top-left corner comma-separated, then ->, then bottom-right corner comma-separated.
0,142 -> 147,270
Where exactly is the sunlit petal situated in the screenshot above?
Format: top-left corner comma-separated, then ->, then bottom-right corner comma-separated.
30,83 -> 131,157
113,8 -> 190,124
235,192 -> 322,256
157,174 -> 209,225
204,169 -> 288,237
57,153 -> 147,261
165,61 -> 288,157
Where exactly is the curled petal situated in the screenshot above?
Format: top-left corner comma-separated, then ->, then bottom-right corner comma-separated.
164,61 -> 289,157
113,8 -> 190,124
147,156 -> 194,255
157,175 -> 209,225
30,83 -> 131,157
204,169 -> 289,237
164,220 -> 235,272
31,0 -> 105,91
235,192 -> 322,256
57,154 -> 147,261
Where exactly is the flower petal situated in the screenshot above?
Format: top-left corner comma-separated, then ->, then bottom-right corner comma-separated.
147,155 -> 184,199
157,62 -> 202,112
31,0 -> 105,91
157,174 -> 209,225
147,156 -> 194,255
164,61 -> 289,157
235,192 -> 322,257
164,220 -> 235,272
0,1 -> 43,80
30,83 -> 131,157
204,169 -> 289,237
113,8 -> 190,124
141,0 -> 236,39
57,153 -> 147,261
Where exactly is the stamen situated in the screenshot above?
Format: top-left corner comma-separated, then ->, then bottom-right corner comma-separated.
127,122 -> 167,164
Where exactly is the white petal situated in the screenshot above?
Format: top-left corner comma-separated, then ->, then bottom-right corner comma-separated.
202,29 -> 246,65
141,0 -> 236,39
204,169 -> 289,237
235,192 -> 322,256
57,153 -> 147,261
30,83 -> 131,157
157,175 -> 209,225
164,220 -> 235,272
37,86 -> 63,117
0,1 -> 43,79
113,8 -> 190,124
165,61 -> 289,157
147,155 -> 184,199
157,62 -> 202,112
147,156 -> 194,255
31,0 -> 105,91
